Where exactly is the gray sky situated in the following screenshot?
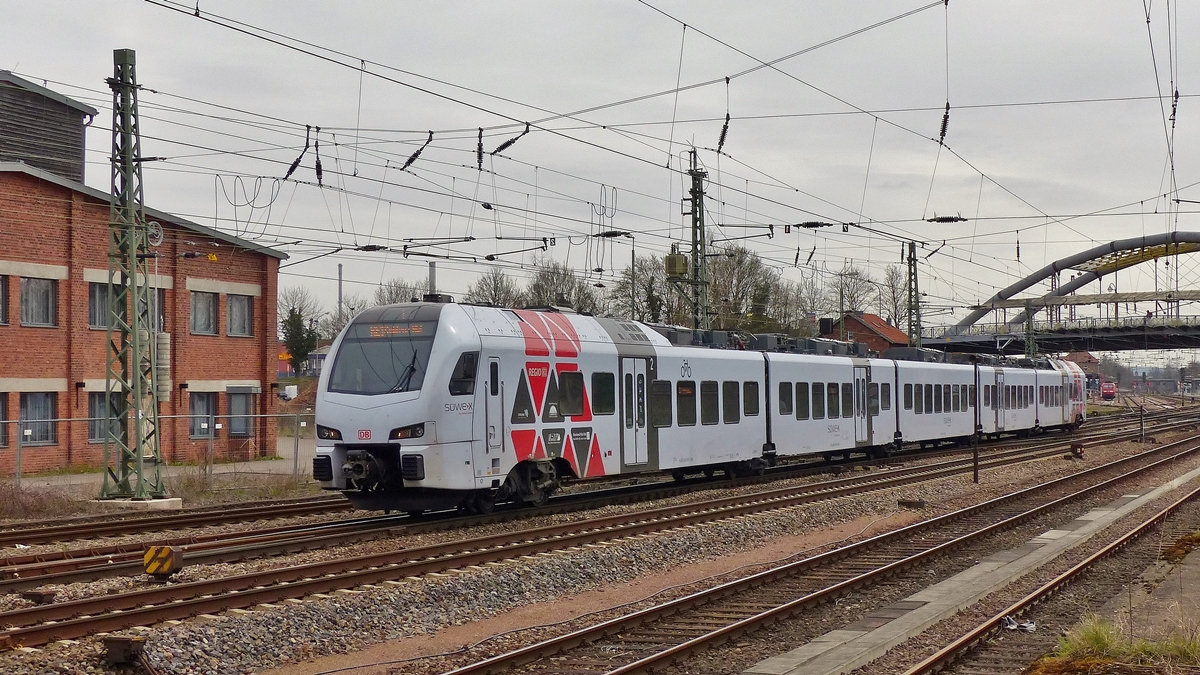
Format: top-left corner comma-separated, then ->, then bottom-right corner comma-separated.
5,1 -> 1197,341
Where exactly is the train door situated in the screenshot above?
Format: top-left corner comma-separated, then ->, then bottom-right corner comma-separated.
486,357 -> 504,452
621,357 -> 648,465
853,366 -> 869,444
994,370 -> 1005,432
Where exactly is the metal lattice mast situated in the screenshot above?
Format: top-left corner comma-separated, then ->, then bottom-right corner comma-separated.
687,150 -> 711,330
101,49 -> 165,499
906,241 -> 922,347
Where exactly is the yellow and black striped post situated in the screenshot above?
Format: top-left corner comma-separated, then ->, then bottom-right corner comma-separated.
143,545 -> 183,579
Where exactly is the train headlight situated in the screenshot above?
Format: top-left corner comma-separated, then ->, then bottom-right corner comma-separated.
316,425 -> 343,441
389,423 -> 426,440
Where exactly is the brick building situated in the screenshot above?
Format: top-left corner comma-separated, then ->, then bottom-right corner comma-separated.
0,72 -> 286,475
820,311 -> 910,354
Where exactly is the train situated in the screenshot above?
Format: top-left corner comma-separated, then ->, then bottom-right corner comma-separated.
312,300 -> 1088,513
1100,382 -> 1118,400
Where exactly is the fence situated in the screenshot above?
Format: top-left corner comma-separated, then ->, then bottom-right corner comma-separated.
0,412 -> 317,486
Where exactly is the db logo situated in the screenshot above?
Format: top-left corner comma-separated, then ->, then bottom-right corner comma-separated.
357,430 -> 372,440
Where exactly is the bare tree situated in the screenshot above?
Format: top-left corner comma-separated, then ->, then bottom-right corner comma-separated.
707,246 -> 776,330
278,285 -> 323,323
373,277 -> 428,306
826,264 -> 877,314
463,266 -> 525,307
524,258 -> 605,314
608,254 -> 679,323
879,264 -> 907,327
318,291 -> 368,339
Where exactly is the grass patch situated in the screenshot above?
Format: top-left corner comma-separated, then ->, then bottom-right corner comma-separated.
163,466 -> 322,506
0,481 -> 94,520
1029,615 -> 1200,675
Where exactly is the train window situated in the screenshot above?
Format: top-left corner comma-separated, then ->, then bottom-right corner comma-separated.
490,362 -> 500,396
700,381 -> 719,425
1029,385 -> 1034,407
677,381 -> 697,426
868,383 -> 880,416
560,372 -> 585,417
778,382 -> 793,415
1038,386 -> 1044,405
827,383 -> 840,419
968,385 -> 975,408
723,381 -> 741,424
811,383 -> 825,419
1006,386 -> 1013,410
952,385 -> 960,412
624,374 -> 634,429
904,383 -> 913,410
448,352 -> 479,396
796,382 -> 810,420
743,382 -> 760,416
881,383 -> 892,411
983,385 -> 990,408
933,385 -> 942,414
841,383 -> 853,418
592,373 -> 616,415
924,384 -> 934,414
649,380 -> 672,428
913,383 -> 923,414
943,385 -> 951,413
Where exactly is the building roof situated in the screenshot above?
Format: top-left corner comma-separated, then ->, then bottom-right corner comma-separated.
1062,351 -> 1100,364
0,161 -> 288,260
0,71 -> 99,117
838,311 -> 910,345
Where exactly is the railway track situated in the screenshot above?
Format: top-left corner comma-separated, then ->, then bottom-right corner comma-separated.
1,424 -> 1183,649
1,416 -> 1192,596
431,435 -> 1200,675
902,482 -> 1200,675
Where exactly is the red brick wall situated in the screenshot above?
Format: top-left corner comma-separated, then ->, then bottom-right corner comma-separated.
0,171 -> 279,475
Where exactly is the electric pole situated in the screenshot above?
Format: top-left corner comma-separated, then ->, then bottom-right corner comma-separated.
906,241 -> 922,348
686,150 -> 711,330
101,49 -> 166,499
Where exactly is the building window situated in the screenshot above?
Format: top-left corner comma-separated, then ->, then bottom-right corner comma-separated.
228,294 -> 253,336
140,288 -> 167,333
88,283 -> 110,329
676,381 -> 697,426
20,277 -> 57,327
190,291 -> 218,335
88,392 -> 121,442
0,392 -> 7,447
189,392 -> 217,437
19,392 -> 56,445
591,373 -> 615,415
649,380 -> 672,428
0,275 -> 8,324
228,393 -> 255,437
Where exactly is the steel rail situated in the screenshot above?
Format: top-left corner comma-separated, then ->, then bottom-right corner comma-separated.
898,482 -> 1200,675
440,438 -> 1200,675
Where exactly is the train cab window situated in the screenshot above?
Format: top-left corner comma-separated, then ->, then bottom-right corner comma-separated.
560,371 -> 585,417
811,383 -> 825,419
778,382 -> 793,415
827,383 -> 840,419
677,381 -> 697,426
841,383 -> 853,418
624,374 -> 635,429
743,382 -> 760,416
904,383 -> 914,410
913,383 -> 923,414
448,352 -> 479,395
591,373 -> 616,415
868,383 -> 880,416
649,380 -> 673,428
700,381 -> 719,425
796,382 -> 810,420
924,384 -> 934,414
723,381 -> 741,424
952,385 -> 960,412
943,385 -> 951,413
933,385 -> 942,414
881,383 -> 892,411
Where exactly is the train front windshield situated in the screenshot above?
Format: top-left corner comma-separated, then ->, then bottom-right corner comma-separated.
327,320 -> 437,395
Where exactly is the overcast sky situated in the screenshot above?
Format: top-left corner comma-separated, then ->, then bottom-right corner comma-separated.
4,1 -> 1197,344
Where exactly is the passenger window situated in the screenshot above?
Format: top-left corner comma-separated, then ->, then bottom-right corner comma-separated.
942,385 -> 951,413
591,372 -> 616,415
914,383 -> 923,414
700,381 -> 719,425
624,374 -> 634,429
677,381 -> 697,426
649,380 -> 672,428
904,383 -> 913,410
841,383 -> 853,418
559,371 -> 585,417
934,384 -> 943,414
983,385 -> 991,408
881,382 -> 892,411
827,383 -> 840,419
723,381 -> 741,424
811,382 -> 825,419
743,381 -> 759,416
490,361 -> 499,396
924,384 -> 934,414
952,385 -> 960,412
796,382 -> 810,420
448,351 -> 479,396
778,381 -> 793,415
868,382 -> 880,416
968,385 -> 975,408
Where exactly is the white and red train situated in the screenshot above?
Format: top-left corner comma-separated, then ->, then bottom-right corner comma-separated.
313,302 -> 1087,512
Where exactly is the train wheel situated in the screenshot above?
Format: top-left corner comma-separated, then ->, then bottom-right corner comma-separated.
472,492 -> 496,514
527,488 -> 550,507
672,470 -> 687,482
703,468 -> 716,479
